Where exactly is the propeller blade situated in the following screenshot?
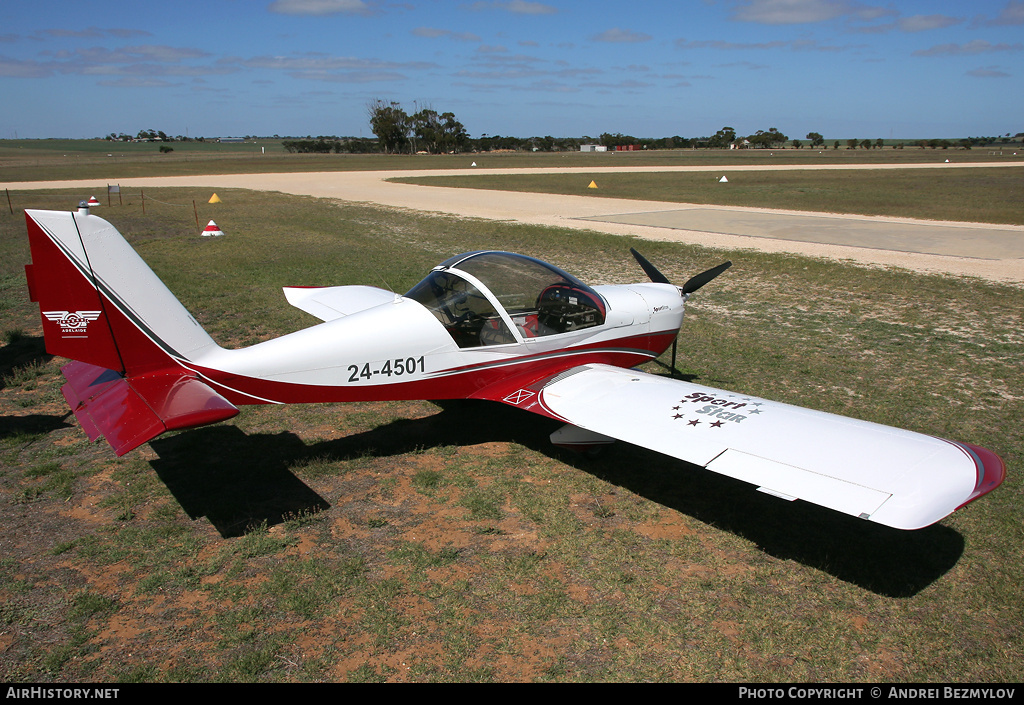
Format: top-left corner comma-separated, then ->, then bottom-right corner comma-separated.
628,249 -> 731,377
629,248 -> 671,284
682,261 -> 732,295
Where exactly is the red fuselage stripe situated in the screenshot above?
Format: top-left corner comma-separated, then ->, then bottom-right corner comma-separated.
188,332 -> 677,405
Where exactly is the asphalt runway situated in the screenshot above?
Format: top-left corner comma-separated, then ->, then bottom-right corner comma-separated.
577,207 -> 1024,260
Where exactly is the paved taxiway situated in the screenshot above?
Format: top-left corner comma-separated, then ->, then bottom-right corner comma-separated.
9,161 -> 1024,284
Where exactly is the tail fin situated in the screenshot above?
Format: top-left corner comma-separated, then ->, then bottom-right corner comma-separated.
25,208 -> 217,374
25,208 -> 237,455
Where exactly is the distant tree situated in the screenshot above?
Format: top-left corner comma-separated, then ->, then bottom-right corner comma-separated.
806,132 -> 824,148
409,108 -> 469,154
411,108 -> 441,153
438,112 -> 468,153
367,100 -> 411,153
282,138 -> 340,154
847,138 -> 859,149
707,126 -> 736,149
747,127 -> 787,149
791,139 -> 803,149
599,132 -> 638,148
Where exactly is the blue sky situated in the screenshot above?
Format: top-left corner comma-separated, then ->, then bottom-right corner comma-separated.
2,0 -> 1022,140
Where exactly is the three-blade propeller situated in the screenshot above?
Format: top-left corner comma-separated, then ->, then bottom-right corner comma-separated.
629,248 -> 732,377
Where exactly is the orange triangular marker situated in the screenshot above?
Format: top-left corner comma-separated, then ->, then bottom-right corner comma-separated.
208,193 -> 222,203
588,181 -> 598,189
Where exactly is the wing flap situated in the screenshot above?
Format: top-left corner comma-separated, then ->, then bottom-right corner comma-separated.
534,363 -> 1002,529
706,449 -> 892,518
61,361 -> 239,456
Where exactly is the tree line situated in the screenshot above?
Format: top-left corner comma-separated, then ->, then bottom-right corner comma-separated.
103,115 -> 1022,154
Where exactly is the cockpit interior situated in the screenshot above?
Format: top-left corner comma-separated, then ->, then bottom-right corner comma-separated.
404,251 -> 607,348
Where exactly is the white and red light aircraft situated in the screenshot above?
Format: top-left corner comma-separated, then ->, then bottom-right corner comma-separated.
24,206 -> 1004,530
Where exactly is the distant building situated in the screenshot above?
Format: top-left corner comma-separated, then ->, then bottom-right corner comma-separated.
218,137 -> 245,143
580,144 -> 607,152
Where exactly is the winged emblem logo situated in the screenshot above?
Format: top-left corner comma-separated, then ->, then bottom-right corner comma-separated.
43,310 -> 102,333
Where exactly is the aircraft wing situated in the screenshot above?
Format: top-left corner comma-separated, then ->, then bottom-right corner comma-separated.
480,363 -> 1003,530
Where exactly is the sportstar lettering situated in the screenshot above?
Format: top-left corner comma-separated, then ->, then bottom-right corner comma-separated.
695,404 -> 748,423
681,391 -> 748,410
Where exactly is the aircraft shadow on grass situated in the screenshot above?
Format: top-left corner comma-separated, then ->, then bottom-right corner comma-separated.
1,334 -> 74,440
0,334 -> 52,392
147,395 -> 963,598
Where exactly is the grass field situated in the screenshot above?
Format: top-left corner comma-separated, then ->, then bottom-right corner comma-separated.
1,179 -> 1022,682
2,138 -> 1021,182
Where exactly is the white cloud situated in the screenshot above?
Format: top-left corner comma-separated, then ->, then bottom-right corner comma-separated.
96,77 -> 182,88
896,14 -> 963,32
976,1 -> 1024,27
232,54 -> 435,71
0,55 -> 54,77
730,0 -> 853,24
591,28 -> 653,43
967,66 -> 1011,78
464,1 -> 558,14
913,40 -> 1024,57
42,27 -> 152,39
412,27 -> 482,41
674,37 -> 859,52
268,0 -> 375,16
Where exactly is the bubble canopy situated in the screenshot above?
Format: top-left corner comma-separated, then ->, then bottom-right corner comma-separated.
404,251 -> 607,348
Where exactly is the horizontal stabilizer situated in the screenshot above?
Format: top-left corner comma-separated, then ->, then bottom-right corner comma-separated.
283,285 -> 397,322
61,361 -> 239,456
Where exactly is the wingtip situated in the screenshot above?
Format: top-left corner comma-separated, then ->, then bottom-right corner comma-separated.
954,442 -> 1006,509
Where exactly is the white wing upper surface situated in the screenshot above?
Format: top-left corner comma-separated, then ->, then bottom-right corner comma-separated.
536,364 -> 993,530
